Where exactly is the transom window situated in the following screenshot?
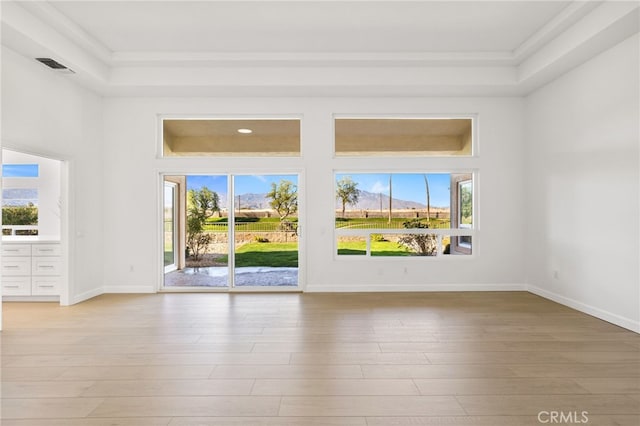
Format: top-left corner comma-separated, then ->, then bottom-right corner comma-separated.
162,118 -> 301,157
335,117 -> 473,156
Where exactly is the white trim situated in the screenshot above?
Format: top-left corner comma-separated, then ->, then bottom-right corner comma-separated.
3,296 -> 59,302
528,285 -> 640,334
228,174 -> 236,288
163,181 -> 178,274
71,286 -> 103,305
305,283 -> 527,293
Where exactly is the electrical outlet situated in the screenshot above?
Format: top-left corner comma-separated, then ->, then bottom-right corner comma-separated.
553,270 -> 559,279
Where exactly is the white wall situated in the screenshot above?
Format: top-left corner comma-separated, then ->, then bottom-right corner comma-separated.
102,97 -> 526,292
525,34 -> 640,332
2,149 -> 61,238
1,46 -> 105,305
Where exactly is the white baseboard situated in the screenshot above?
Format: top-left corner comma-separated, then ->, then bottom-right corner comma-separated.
2,296 -> 59,302
528,285 -> 640,333
71,287 -> 104,305
103,285 -> 156,294
304,283 -> 527,292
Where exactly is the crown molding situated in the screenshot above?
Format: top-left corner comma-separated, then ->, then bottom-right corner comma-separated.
12,0 -> 602,69
110,51 -> 517,68
2,0 -> 637,97
512,0 -> 602,63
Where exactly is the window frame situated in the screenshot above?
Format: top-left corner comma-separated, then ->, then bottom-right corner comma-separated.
333,170 -> 477,260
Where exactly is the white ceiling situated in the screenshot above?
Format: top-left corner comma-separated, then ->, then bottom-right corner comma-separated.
2,0 -> 638,96
48,1 -> 570,53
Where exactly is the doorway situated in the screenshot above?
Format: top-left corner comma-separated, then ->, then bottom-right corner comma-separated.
1,148 -> 66,303
161,173 -> 300,290
163,181 -> 178,273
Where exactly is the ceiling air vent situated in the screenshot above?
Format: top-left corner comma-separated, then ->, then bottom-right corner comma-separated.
35,58 -> 75,73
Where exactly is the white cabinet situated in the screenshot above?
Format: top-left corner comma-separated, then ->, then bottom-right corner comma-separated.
2,241 -> 61,297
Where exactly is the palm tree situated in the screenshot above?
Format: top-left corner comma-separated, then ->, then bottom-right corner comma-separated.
423,174 -> 431,223
336,177 -> 359,218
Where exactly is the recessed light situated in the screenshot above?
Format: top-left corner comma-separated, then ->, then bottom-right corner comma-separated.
237,128 -> 253,134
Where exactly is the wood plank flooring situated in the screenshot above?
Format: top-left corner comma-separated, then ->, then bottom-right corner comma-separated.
1,291 -> 639,425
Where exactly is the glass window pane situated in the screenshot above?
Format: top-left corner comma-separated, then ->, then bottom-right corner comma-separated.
443,235 -> 472,255
2,164 -> 39,177
337,236 -> 366,256
2,188 -> 38,236
233,174 -> 299,287
370,234 -> 413,257
335,173 -> 456,229
459,180 -> 472,228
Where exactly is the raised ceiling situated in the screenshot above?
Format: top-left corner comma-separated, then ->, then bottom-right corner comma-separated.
48,1 -> 569,53
1,1 -> 638,96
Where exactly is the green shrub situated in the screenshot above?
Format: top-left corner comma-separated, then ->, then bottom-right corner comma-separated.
2,205 -> 38,226
397,219 -> 438,256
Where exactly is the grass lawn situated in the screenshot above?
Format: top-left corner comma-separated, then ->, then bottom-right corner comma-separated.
337,239 -> 412,256
219,242 -> 298,267
164,251 -> 174,266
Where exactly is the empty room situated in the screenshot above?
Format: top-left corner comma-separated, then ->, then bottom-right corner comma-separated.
1,1 -> 639,425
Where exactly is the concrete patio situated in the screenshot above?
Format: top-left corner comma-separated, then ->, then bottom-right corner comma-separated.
164,266 -> 298,287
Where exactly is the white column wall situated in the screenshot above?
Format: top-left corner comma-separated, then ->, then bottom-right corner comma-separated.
102,97 -> 526,292
525,34 -> 640,331
1,46 -> 105,305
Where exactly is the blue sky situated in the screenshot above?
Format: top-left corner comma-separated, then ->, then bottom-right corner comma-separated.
336,173 -> 451,208
186,174 -> 298,196
2,164 -> 39,178
182,173 -> 449,207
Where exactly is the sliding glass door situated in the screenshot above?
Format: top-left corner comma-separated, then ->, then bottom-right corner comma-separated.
232,174 -> 299,287
162,173 -> 299,290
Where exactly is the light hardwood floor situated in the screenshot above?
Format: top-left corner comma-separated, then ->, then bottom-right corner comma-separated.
1,292 -> 639,425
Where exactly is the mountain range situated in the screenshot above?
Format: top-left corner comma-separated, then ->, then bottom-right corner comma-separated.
217,190 -> 437,211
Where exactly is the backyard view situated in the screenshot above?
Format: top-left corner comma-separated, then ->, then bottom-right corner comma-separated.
163,171 -> 473,288
2,164 -> 40,236
163,174 -> 299,288
335,173 -> 473,257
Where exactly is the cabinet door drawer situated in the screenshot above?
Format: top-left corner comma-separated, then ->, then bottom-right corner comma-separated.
32,258 -> 61,276
2,257 -> 32,276
2,245 -> 31,256
32,277 -> 60,296
32,244 -> 61,256
2,276 -> 31,295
